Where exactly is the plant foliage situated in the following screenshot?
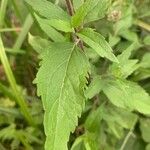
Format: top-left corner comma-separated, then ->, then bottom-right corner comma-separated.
0,0 -> 150,150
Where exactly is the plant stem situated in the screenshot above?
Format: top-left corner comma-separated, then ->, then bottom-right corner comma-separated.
0,27 -> 21,32
136,20 -> 150,32
10,14 -> 33,64
120,129 -> 133,150
0,35 -> 34,126
0,0 -> 8,27
65,0 -> 84,50
11,0 -> 23,22
13,14 -> 34,50
0,81 -> 16,101
0,107 -> 21,117
65,0 -> 75,16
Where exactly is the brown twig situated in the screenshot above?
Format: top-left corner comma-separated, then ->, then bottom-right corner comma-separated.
65,0 -> 75,16
65,0 -> 84,50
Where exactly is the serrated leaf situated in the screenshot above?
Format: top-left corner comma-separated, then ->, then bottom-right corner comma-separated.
71,0 -> 100,27
84,0 -> 111,23
103,79 -> 150,115
28,33 -> 51,53
35,15 -> 65,42
35,42 -> 90,150
77,28 -> 118,62
25,0 -> 70,21
73,0 -> 110,26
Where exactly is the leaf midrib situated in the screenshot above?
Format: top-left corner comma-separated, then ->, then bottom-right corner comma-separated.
52,44 -> 76,149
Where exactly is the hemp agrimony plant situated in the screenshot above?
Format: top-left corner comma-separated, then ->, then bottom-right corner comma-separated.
26,0 -> 150,149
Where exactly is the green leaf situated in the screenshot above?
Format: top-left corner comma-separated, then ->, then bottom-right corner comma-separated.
140,53 -> 150,68
103,105 -> 138,129
115,5 -> 133,33
71,133 -> 98,150
35,42 -> 90,150
140,119 -> 150,143
85,105 -> 103,133
35,15 -> 66,42
146,144 -> 150,150
77,28 -> 118,62
71,135 -> 85,150
103,79 -> 150,115
109,34 -> 120,47
133,53 -> 150,81
143,35 -> 150,45
35,14 -> 73,33
84,0 -> 111,23
109,43 -> 139,78
73,0 -> 84,10
85,76 -> 104,99
100,105 -> 138,139
25,0 -> 70,21
123,136 -> 145,150
71,0 -> 100,27
28,33 -> 51,53
118,29 -> 139,45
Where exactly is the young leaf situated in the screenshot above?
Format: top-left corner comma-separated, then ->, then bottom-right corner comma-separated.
35,42 -> 90,150
28,33 -> 51,53
35,15 -> 66,42
77,28 -> 118,62
71,0 -> 100,27
103,79 -> 150,115
25,0 -> 70,21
